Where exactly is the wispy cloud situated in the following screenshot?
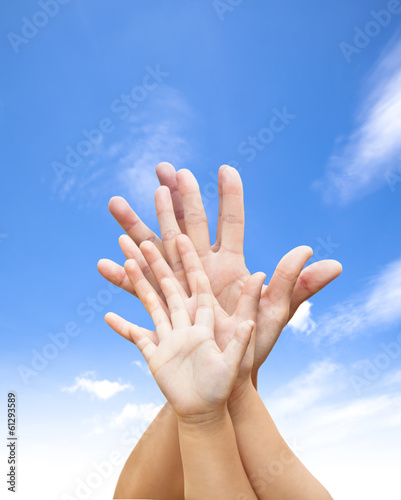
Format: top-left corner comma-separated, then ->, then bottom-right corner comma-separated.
268,360 -> 345,417
315,256 -> 401,341
287,300 -> 316,335
266,361 -> 401,499
62,372 -> 133,400
110,402 -> 163,428
51,85 -> 193,209
268,361 -> 401,441
113,88 -> 193,214
132,360 -> 152,376
314,36 -> 401,204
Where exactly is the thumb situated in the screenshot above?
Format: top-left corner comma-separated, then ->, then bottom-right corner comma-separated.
223,320 -> 255,373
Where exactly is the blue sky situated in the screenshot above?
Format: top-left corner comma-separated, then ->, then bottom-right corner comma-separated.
1,1 -> 401,499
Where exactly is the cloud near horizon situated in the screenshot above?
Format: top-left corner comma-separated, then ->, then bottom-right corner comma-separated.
62,372 -> 134,400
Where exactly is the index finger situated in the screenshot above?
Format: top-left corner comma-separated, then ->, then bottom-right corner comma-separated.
176,169 -> 211,257
156,162 -> 186,233
108,196 -> 165,257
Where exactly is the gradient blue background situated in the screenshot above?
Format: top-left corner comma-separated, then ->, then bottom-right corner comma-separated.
1,2 -> 401,499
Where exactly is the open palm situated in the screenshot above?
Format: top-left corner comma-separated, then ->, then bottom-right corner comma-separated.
105,274 -> 254,419
98,163 -> 342,381
106,234 -> 265,394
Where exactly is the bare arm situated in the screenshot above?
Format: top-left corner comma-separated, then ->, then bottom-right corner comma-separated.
228,382 -> 333,500
178,410 -> 257,500
99,162 -> 342,499
107,269 -> 259,499
114,402 -> 184,500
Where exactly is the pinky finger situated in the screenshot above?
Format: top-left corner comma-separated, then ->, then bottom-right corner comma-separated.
105,312 -> 158,362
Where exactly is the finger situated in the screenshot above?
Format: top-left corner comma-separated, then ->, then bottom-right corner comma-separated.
176,169 -> 211,257
262,246 -> 313,310
108,196 -> 165,256
154,186 -> 188,291
218,166 -> 245,255
104,311 -> 158,344
194,275 -> 214,331
139,240 -> 189,299
146,292 -> 172,340
156,162 -> 186,233
119,235 -> 161,294
235,272 -> 266,322
159,278 -> 191,329
176,234 -> 205,296
97,258 -> 136,296
105,312 -> 157,362
124,259 -> 169,315
223,320 -> 254,372
214,165 -> 229,251
288,259 -> 343,320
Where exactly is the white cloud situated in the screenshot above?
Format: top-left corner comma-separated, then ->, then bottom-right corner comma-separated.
314,37 -> 401,204
287,300 -> 316,335
266,361 -> 401,500
132,359 -> 152,376
268,362 -> 401,447
114,89 -> 193,213
110,402 -> 163,428
62,372 -> 133,400
315,256 -> 401,342
51,85 -> 193,209
268,360 -> 345,417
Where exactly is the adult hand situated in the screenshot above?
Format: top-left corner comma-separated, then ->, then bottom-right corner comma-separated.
98,163 -> 342,380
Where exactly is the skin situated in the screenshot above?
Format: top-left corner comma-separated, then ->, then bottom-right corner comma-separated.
97,162 -> 342,499
106,256 -> 262,499
98,162 -> 342,385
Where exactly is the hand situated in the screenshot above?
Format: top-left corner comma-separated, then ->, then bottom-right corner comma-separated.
105,271 -> 255,421
98,163 -> 342,380
105,234 -> 265,399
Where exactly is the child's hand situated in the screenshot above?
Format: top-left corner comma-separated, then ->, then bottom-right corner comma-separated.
99,165 -> 342,386
106,234 -> 265,403
106,273 -> 254,422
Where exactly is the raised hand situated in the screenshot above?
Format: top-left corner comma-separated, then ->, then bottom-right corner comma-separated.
98,163 -> 342,382
105,270 -> 255,420
105,234 -> 265,396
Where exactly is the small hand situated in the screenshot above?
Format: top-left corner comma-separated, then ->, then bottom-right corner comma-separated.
105,274 -> 255,420
98,163 -> 342,382
105,234 -> 265,398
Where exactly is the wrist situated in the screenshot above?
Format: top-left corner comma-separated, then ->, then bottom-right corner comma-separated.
176,406 -> 229,436
227,380 -> 257,420
251,368 -> 258,390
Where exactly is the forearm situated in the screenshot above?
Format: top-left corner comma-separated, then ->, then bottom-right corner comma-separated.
228,381 -> 333,500
178,408 -> 257,500
114,402 -> 184,499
